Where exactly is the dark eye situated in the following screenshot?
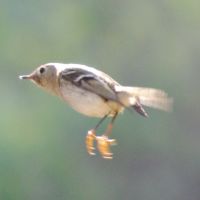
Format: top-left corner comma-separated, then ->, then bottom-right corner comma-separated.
39,67 -> 45,74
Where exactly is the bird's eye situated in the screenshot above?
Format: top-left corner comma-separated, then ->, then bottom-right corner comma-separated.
39,67 -> 45,74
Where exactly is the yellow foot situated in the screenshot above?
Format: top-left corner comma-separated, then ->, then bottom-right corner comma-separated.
96,135 -> 117,159
86,129 -> 96,155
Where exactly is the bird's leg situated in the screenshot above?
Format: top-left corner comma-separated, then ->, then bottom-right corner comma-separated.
86,114 -> 108,155
96,113 -> 118,159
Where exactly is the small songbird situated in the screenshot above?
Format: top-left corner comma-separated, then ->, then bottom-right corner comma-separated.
19,63 -> 173,159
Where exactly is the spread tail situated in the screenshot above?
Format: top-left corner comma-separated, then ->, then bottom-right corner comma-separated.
115,86 -> 173,116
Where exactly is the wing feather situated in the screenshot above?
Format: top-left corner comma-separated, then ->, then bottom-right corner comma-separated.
60,68 -> 118,101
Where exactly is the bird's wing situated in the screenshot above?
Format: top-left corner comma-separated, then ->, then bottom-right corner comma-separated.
59,67 -> 118,101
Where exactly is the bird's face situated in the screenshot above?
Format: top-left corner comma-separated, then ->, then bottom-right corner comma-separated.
19,63 -> 59,95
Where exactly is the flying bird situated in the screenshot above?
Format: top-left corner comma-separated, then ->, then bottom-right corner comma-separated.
19,63 -> 173,159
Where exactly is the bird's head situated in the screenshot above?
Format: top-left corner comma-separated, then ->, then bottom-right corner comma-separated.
19,63 -> 64,95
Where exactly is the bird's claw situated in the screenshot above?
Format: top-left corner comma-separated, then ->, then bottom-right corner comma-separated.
86,129 -> 96,155
96,135 -> 117,159
86,130 -> 117,159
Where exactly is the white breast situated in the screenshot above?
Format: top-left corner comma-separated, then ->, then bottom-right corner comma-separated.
59,83 -> 115,118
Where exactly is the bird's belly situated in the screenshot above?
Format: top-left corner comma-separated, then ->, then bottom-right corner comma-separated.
60,84 -> 121,117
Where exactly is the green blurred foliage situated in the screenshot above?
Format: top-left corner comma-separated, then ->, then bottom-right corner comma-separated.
0,0 -> 200,200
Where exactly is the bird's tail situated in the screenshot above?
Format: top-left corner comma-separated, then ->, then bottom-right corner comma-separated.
115,86 -> 173,117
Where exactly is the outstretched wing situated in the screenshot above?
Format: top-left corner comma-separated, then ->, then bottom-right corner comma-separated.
59,67 -> 119,101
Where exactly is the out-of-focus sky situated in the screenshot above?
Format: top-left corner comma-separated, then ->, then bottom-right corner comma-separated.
1,1 -> 200,200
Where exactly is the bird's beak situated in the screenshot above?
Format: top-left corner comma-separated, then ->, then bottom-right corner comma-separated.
19,71 -> 41,86
19,73 -> 35,80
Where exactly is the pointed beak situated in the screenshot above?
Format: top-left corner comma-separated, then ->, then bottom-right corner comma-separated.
19,71 -> 41,85
19,73 -> 34,80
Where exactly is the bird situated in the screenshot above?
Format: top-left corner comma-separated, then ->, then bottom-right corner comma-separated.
19,63 -> 173,159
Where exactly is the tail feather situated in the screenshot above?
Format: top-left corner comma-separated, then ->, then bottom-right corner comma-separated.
133,102 -> 149,117
115,86 -> 173,112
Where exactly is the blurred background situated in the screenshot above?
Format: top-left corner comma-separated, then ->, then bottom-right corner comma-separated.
1,0 -> 200,199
